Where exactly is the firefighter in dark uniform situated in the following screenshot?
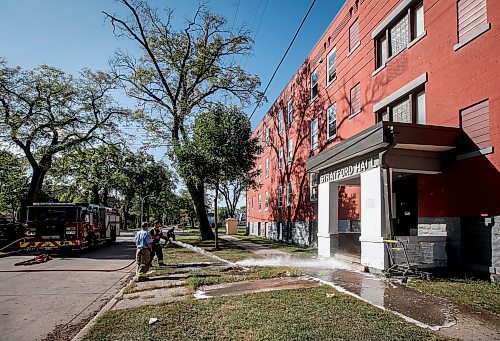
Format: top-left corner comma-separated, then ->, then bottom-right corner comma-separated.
150,220 -> 168,266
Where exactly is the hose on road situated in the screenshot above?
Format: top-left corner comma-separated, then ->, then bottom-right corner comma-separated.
0,259 -> 136,273
0,238 -> 25,252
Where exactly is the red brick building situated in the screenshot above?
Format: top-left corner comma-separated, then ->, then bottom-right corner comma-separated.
246,0 -> 499,277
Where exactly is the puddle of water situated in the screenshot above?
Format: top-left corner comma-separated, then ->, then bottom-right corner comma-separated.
305,269 -> 457,331
194,277 -> 319,299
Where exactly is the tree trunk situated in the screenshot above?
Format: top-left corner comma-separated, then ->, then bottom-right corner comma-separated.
214,179 -> 219,249
20,165 -> 47,222
91,185 -> 100,205
186,180 -> 214,240
102,187 -> 109,207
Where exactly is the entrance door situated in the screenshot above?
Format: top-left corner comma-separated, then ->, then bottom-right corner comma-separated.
392,175 -> 418,235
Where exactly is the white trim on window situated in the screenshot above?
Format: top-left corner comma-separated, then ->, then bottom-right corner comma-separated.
265,158 -> 269,178
326,47 -> 337,85
373,73 -> 427,112
310,118 -> 318,151
327,103 -> 337,140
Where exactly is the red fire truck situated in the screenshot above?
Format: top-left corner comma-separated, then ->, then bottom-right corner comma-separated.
21,203 -> 120,251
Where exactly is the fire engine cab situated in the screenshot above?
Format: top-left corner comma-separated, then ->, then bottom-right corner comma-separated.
21,203 -> 120,251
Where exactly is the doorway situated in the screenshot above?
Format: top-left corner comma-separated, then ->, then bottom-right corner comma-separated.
392,175 -> 418,236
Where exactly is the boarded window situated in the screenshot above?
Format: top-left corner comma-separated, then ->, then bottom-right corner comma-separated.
349,19 -> 360,52
460,99 -> 490,150
350,83 -> 361,115
458,0 -> 487,43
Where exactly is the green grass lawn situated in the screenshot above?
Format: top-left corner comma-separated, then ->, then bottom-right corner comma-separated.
83,286 -> 442,341
234,234 -> 317,259
408,277 -> 500,314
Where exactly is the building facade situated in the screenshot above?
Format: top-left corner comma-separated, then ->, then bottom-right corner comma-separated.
247,0 -> 500,277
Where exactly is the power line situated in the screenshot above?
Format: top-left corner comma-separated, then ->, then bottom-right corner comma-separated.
231,0 -> 240,29
249,0 -> 317,119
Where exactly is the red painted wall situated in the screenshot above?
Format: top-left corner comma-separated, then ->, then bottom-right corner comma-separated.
248,0 -> 500,224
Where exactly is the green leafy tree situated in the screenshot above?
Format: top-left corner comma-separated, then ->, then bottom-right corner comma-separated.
0,60 -> 126,220
0,150 -> 29,221
176,104 -> 261,234
103,1 -> 263,239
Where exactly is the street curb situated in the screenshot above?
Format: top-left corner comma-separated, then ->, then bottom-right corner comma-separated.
0,250 -> 21,258
71,270 -> 135,341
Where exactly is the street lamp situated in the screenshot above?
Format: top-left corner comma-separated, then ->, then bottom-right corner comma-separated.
140,194 -> 154,225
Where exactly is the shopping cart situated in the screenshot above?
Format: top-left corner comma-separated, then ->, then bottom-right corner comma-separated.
383,239 -> 433,282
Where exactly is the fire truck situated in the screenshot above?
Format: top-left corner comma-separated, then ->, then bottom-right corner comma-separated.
20,203 -> 120,251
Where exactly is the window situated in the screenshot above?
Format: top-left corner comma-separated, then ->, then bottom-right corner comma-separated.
456,0 -> 488,49
311,68 -> 318,100
265,158 -> 269,178
460,99 -> 490,150
258,164 -> 262,184
265,127 -> 270,146
277,185 -> 283,208
310,119 -> 318,150
251,196 -> 254,209
264,191 -> 269,211
278,147 -> 283,169
327,103 -> 337,139
310,173 -> 318,202
350,83 -> 361,116
390,14 -> 410,57
258,194 -> 262,211
327,48 -> 337,84
375,2 -> 425,68
378,90 -> 426,124
287,99 -> 293,126
287,139 -> 293,163
278,110 -> 283,132
258,133 -> 263,146
349,19 -> 360,53
287,182 -> 292,207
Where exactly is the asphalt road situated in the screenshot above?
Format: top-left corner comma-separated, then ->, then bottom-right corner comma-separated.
0,233 -> 136,341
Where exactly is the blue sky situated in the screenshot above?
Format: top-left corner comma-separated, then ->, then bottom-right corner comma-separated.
0,0 -> 344,128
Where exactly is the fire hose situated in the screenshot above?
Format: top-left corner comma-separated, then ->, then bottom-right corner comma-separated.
0,259 -> 136,273
0,238 -> 25,252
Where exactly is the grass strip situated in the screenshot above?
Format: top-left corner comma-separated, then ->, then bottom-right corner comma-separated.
83,286 -> 442,341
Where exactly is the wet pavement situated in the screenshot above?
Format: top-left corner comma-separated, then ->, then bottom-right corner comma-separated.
194,277 -> 319,299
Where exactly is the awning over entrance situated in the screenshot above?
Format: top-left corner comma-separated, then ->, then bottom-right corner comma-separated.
306,122 -> 462,174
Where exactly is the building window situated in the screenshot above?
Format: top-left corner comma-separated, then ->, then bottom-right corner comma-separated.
390,14 -> 410,57
378,90 -> 426,124
375,2 -> 425,68
265,158 -> 269,178
264,191 -> 269,211
287,99 -> 293,126
251,196 -> 254,209
258,164 -> 262,184
310,173 -> 318,202
350,83 -> 361,116
311,68 -> 318,100
265,127 -> 270,146
327,103 -> 337,139
278,147 -> 283,170
287,182 -> 292,207
310,118 -> 318,150
287,139 -> 293,163
327,48 -> 337,84
258,194 -> 261,212
460,99 -> 490,150
457,0 -> 488,47
277,185 -> 283,209
278,110 -> 283,132
349,19 -> 360,53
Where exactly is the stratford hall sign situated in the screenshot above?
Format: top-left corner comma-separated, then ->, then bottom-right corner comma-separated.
319,157 -> 379,184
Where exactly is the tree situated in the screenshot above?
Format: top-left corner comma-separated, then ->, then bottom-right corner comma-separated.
176,104 -> 261,236
0,150 -> 29,221
0,60 -> 126,220
219,175 -> 257,218
103,0 -> 263,239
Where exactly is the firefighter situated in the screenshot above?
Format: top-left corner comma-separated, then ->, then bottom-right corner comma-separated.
149,220 -> 168,266
135,222 -> 153,281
